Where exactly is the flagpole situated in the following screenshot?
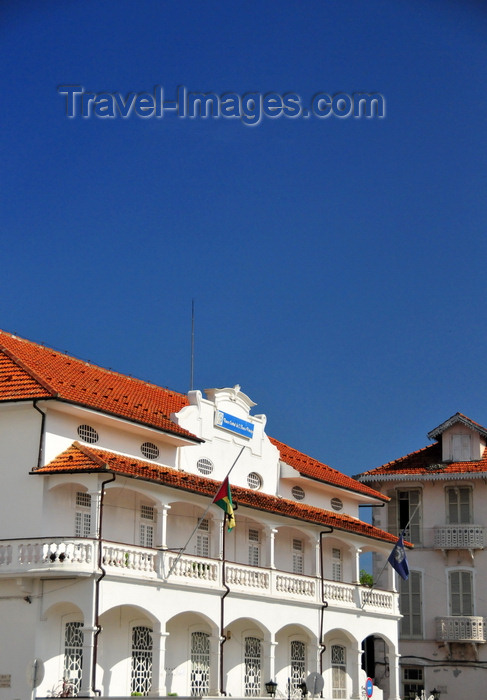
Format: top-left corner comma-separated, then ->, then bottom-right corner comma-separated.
361,502 -> 420,608
165,446 -> 245,579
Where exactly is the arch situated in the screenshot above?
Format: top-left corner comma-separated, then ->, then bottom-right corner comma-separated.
275,623 -> 318,695
361,631 -> 398,699
165,610 -> 220,697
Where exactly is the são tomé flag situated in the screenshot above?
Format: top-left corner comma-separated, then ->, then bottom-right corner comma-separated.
213,477 -> 236,531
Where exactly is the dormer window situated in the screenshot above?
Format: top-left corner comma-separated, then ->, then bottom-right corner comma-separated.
451,434 -> 471,461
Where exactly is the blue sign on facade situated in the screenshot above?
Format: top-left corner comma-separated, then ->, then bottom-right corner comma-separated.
215,410 -> 254,438
365,678 -> 373,698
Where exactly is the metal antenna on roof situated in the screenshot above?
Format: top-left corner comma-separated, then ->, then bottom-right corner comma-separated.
190,299 -> 195,391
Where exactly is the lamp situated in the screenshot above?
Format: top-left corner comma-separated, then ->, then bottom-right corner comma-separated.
265,680 -> 278,697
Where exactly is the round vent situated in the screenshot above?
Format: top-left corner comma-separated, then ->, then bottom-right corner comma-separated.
247,472 -> 262,490
197,458 -> 214,475
77,424 -> 99,444
331,497 -> 343,511
141,442 -> 159,460
292,485 -> 305,501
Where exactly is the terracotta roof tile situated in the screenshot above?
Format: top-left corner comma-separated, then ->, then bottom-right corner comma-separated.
0,330 -> 195,440
1,329 -> 386,503
270,436 -> 388,501
359,442 -> 487,479
36,443 -> 399,545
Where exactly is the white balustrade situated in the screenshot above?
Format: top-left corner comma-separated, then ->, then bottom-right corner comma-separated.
359,588 -> 394,610
0,538 -> 94,573
0,538 -> 398,617
102,544 -> 156,574
434,525 -> 485,549
436,616 -> 486,642
225,564 -> 269,590
276,574 -> 315,597
323,581 -> 356,606
165,554 -> 218,582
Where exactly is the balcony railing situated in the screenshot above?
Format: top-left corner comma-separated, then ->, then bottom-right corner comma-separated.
436,616 -> 486,643
0,537 -> 397,615
434,525 -> 486,550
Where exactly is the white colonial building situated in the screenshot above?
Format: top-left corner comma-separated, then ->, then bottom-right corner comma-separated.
358,413 -> 487,700
0,330 -> 402,700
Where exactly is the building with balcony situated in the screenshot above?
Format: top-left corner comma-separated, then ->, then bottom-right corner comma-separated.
357,413 -> 487,700
0,330 -> 402,699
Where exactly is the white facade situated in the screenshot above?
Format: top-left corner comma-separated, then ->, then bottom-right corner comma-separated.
358,413 -> 487,700
0,334 -> 401,700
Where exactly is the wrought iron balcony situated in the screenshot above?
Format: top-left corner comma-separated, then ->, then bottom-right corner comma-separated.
436,616 -> 486,643
434,524 -> 485,550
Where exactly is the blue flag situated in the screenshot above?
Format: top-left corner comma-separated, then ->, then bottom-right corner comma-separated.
388,534 -> 409,580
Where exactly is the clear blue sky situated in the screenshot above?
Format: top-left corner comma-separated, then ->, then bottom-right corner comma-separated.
2,0 -> 487,476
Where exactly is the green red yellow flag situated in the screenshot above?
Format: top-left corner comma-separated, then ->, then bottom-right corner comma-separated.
213,477 -> 236,531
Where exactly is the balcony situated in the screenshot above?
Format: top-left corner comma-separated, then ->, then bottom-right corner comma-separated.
0,537 -> 397,616
436,616 -> 486,643
434,524 -> 486,550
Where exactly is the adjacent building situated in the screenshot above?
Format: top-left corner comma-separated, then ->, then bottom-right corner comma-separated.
0,329 -> 402,699
358,413 -> 487,700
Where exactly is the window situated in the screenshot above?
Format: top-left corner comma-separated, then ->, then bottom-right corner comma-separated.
131,626 -> 153,696
75,492 -> 91,537
332,548 -> 342,582
77,424 -> 99,443
290,641 -> 306,693
292,486 -> 305,501
450,570 -> 473,616
451,433 -> 471,461
247,473 -> 262,490
331,645 -> 347,699
197,458 -> 214,475
400,571 -> 422,638
292,539 -> 304,574
248,529 -> 260,566
447,486 -> 472,524
191,632 -> 210,696
139,505 -> 155,548
196,518 -> 210,558
388,489 -> 422,544
402,666 -> 424,700
141,442 -> 159,460
244,637 -> 262,696
64,621 -> 83,695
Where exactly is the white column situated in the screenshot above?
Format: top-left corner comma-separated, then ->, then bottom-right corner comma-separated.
315,537 -> 321,577
79,625 -> 97,697
353,547 -> 362,584
155,504 -> 171,549
88,491 -> 101,539
265,636 -> 277,684
149,627 -> 169,697
350,643 -> 363,699
269,529 -> 278,569
388,650 -> 401,700
209,632 -> 221,696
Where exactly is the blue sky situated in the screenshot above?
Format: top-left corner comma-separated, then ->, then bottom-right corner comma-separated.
2,0 -> 487,476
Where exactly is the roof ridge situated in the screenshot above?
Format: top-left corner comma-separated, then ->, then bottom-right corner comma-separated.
0,343 -> 58,397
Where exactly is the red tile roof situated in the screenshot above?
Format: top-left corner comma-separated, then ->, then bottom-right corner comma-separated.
270,436 -> 388,502
36,442 -> 400,545
0,330 -> 195,440
358,442 -> 487,479
0,329 -> 386,501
